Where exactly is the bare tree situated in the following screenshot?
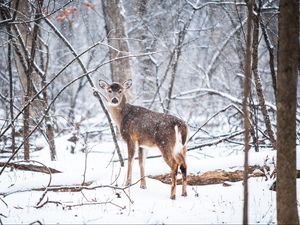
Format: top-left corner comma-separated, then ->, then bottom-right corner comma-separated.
130,0 -> 157,101
243,0 -> 254,224
6,6 -> 15,154
276,0 -> 299,224
39,35 -> 57,161
10,0 -> 41,160
0,0 -> 57,160
102,0 -> 133,99
164,7 -> 196,113
252,2 -> 276,149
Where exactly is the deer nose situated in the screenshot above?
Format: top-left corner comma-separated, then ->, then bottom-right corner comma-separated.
112,97 -> 119,104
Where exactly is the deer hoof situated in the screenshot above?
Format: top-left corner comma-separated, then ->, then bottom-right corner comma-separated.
181,192 -> 187,197
170,195 -> 176,200
140,184 -> 147,189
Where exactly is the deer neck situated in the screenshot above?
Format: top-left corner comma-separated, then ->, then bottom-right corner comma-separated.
108,96 -> 127,130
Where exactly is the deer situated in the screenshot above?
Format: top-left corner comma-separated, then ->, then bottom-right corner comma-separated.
99,79 -> 189,200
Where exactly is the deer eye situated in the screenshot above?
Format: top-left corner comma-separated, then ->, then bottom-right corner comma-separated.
108,90 -> 112,93
118,90 -> 122,94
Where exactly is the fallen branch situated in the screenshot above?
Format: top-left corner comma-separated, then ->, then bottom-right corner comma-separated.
1,177 -> 142,203
36,197 -> 125,210
0,161 -> 61,174
35,178 -> 142,208
149,165 -> 265,186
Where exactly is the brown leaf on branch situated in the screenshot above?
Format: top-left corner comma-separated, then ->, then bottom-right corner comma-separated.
56,6 -> 78,23
82,2 -> 96,10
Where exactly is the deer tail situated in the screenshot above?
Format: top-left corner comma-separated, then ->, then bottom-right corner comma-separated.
174,124 -> 188,165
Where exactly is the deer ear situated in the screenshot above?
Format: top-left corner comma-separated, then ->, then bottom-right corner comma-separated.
99,80 -> 109,89
123,79 -> 132,89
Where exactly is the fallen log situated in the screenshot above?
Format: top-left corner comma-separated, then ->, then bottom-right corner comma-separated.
0,162 -> 62,174
149,165 -> 265,186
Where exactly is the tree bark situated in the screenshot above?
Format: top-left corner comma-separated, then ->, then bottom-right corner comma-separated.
6,9 -> 15,154
252,4 -> 276,149
260,19 -> 277,101
276,0 -> 299,224
25,6 -> 41,160
131,0 -> 157,101
102,0 -> 133,99
40,39 -> 56,161
243,0 -> 254,224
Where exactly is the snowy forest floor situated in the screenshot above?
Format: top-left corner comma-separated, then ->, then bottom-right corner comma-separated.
1,136 -> 300,224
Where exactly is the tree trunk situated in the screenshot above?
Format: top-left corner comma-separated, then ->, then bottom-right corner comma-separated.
131,0 -> 157,101
6,11 -> 16,154
6,0 -> 44,160
24,3 -> 42,160
165,9 -> 196,113
252,4 -> 276,149
260,19 -> 277,101
9,0 -> 31,160
40,36 -> 56,161
276,0 -> 299,224
243,0 -> 254,224
102,0 -> 133,100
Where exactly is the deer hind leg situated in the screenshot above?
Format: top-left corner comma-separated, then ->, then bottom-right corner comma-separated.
170,162 -> 179,200
180,163 -> 187,196
138,147 -> 147,189
126,140 -> 136,186
179,146 -> 187,197
175,153 -> 187,197
160,148 -> 179,199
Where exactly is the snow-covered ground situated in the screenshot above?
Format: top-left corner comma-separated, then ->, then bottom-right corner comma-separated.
0,136 -> 299,224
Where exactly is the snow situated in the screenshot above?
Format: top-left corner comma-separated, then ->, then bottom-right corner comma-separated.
0,137 -> 299,224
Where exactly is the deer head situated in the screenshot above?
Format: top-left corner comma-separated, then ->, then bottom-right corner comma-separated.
99,79 -> 132,106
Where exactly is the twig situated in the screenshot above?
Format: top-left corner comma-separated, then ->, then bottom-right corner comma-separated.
29,220 -> 43,225
1,177 -> 143,199
36,188 -> 49,207
35,198 -> 62,209
187,130 -> 244,151
0,213 -> 7,225
0,197 -> 8,207
36,197 -> 125,210
188,104 -> 242,142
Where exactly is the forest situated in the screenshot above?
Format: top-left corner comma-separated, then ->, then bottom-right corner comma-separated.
0,0 -> 299,224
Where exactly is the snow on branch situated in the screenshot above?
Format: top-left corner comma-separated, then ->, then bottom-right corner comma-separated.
171,87 -> 276,111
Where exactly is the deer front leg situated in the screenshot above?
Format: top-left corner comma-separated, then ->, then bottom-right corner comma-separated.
126,141 -> 135,186
138,147 -> 147,189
